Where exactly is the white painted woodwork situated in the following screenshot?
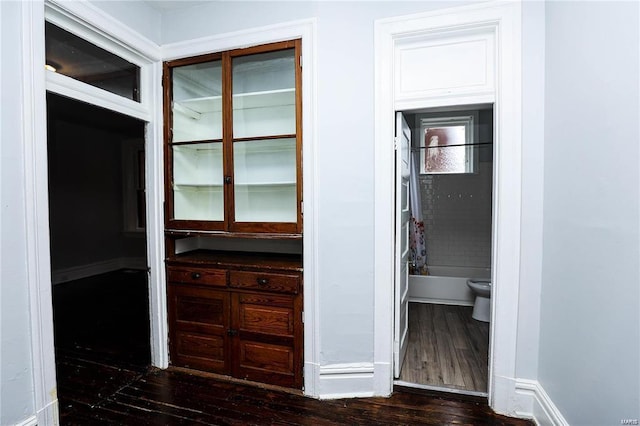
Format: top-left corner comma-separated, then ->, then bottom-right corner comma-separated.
20,2 -> 58,424
375,1 -> 524,416
394,29 -> 495,104
393,112 -> 411,378
25,5 -> 166,426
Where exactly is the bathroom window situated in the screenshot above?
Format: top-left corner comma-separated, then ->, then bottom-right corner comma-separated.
420,115 -> 475,174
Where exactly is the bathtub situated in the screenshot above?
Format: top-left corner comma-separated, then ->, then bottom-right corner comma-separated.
408,265 -> 491,306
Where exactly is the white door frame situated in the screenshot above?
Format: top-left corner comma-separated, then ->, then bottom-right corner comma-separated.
23,1 -> 163,424
374,2 -> 522,414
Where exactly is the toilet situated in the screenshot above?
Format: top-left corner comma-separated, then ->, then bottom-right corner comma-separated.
466,279 -> 491,322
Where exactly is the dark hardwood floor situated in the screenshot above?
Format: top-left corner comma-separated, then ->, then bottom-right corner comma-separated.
53,271 -> 531,425
400,303 -> 490,392
53,269 -> 152,421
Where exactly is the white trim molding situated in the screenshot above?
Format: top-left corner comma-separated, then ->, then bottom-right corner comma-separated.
22,1 -> 59,425
146,58 -> 169,369
45,70 -> 151,122
514,379 -> 569,426
318,363 -> 376,400
14,415 -> 38,426
22,2 -> 165,424
162,18 -> 316,60
43,0 -> 168,371
163,18 -> 320,398
374,1 -> 523,414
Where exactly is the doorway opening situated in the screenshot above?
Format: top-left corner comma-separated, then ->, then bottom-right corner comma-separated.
46,93 -> 151,417
394,104 -> 495,396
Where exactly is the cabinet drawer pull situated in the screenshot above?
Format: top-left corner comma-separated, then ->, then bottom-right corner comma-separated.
191,272 -> 201,280
257,278 -> 269,286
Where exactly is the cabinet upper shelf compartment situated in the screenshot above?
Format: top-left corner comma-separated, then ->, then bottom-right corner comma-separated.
164,40 -> 302,235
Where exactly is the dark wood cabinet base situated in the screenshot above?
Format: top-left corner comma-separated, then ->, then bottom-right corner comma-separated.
167,250 -> 303,389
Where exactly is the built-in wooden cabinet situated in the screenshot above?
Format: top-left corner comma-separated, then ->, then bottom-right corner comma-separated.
167,251 -> 303,388
163,40 -> 304,390
164,40 -> 302,235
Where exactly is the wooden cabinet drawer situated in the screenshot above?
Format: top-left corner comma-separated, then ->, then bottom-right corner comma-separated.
229,271 -> 300,294
168,267 -> 227,287
235,292 -> 295,338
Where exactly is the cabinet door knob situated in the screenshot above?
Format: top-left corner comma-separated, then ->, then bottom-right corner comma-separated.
191,272 -> 201,279
224,176 -> 232,184
257,278 -> 269,286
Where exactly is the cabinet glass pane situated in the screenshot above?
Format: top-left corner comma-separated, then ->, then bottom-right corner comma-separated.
234,138 -> 296,223
173,143 -> 223,221
232,49 -> 295,139
172,61 -> 222,142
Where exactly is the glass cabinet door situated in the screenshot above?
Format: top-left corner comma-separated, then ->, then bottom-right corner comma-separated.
233,138 -> 297,223
172,60 -> 223,142
231,47 -> 299,228
232,49 -> 296,139
172,142 -> 224,221
165,41 -> 301,234
168,58 -> 225,226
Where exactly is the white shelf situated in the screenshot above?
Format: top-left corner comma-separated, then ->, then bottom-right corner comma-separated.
175,88 -> 295,115
235,181 -> 296,187
174,183 -> 222,188
175,181 -> 295,188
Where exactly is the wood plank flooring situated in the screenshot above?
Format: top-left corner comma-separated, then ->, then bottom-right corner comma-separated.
399,303 -> 489,392
58,364 -> 532,425
53,272 -> 531,425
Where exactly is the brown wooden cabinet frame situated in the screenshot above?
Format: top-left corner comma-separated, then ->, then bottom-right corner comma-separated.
163,40 -> 303,236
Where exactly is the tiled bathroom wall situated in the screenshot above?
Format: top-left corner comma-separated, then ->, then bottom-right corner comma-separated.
412,108 -> 494,269
419,160 -> 492,268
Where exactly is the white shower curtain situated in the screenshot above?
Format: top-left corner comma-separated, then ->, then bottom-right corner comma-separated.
409,152 -> 427,274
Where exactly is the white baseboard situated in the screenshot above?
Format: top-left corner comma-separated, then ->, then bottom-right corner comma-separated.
51,257 -> 147,284
317,363 -> 376,399
530,382 -> 569,426
514,379 -> 568,426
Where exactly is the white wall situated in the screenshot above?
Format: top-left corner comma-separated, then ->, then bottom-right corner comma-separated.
159,0 -> 474,367
92,0 -> 161,44
539,2 -> 640,425
515,0 -> 545,382
5,0 -> 636,423
0,2 -> 37,424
